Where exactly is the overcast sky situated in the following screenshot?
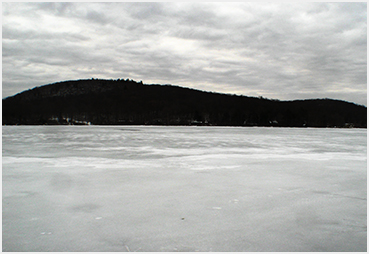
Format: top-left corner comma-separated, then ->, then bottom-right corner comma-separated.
2,2 -> 367,105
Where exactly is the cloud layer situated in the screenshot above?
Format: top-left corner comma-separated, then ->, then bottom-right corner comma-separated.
2,2 -> 367,105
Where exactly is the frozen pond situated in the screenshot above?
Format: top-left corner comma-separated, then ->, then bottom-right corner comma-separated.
2,126 -> 367,251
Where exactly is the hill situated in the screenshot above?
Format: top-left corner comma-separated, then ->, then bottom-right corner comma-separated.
2,79 -> 367,127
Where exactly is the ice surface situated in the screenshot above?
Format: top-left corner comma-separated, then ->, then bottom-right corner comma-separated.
2,126 -> 367,251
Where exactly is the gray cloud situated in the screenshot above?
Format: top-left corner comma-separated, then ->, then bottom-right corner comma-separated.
2,2 -> 367,105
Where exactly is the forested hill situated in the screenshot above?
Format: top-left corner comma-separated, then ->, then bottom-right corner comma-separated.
2,79 -> 367,127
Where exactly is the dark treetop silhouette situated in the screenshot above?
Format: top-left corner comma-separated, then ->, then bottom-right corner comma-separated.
2,79 -> 367,127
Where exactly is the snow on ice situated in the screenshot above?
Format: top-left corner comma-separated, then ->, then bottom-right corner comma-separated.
2,126 -> 367,251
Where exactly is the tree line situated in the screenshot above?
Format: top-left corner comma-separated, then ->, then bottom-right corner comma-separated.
2,79 -> 367,127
